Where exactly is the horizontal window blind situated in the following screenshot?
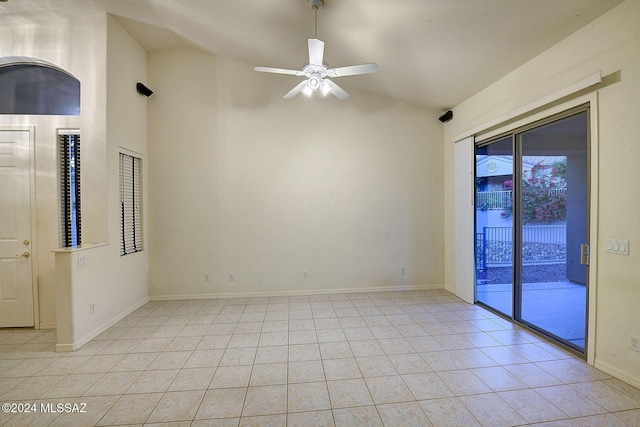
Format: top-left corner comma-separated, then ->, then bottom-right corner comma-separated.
120,152 -> 143,255
59,132 -> 81,247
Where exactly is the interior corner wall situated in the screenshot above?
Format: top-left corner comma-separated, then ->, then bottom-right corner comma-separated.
0,14 -> 108,327
104,14 -> 149,317
443,0 -> 640,386
147,47 -> 444,299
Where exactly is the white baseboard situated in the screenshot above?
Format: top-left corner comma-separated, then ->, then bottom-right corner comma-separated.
444,284 -> 456,294
39,322 -> 56,330
594,359 -> 640,389
56,297 -> 149,353
55,343 -> 76,352
150,284 -> 445,302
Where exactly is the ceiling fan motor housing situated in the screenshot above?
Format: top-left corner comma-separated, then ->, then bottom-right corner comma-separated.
309,0 -> 324,11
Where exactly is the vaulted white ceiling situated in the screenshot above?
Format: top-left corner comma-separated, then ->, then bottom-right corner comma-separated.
0,0 -> 624,109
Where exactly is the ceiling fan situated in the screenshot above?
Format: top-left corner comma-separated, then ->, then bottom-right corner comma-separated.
254,0 -> 378,100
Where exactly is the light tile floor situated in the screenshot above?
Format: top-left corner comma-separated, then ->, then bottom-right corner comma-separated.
1,289 -> 639,426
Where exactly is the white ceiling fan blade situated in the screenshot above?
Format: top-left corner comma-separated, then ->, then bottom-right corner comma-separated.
328,63 -> 378,77
254,66 -> 304,76
308,38 -> 325,66
283,80 -> 309,99
324,79 -> 349,100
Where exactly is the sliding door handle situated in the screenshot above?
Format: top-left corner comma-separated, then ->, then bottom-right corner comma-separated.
580,244 -> 590,266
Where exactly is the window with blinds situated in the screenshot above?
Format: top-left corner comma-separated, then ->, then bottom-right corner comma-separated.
119,152 -> 143,255
59,131 -> 81,247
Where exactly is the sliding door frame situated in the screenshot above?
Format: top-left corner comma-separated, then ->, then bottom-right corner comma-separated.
472,93 -> 599,363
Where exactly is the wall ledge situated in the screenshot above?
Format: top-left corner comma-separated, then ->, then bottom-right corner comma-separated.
52,241 -> 110,253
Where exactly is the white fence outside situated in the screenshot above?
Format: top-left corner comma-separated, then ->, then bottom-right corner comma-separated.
477,189 -> 566,210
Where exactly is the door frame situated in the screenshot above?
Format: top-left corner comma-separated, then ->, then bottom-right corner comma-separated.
1,125 -> 39,329
472,92 -> 599,364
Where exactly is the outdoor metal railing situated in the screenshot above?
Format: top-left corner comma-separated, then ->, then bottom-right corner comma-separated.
476,225 -> 567,270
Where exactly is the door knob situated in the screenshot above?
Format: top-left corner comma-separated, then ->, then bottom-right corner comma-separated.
23,239 -> 30,246
21,252 -> 30,258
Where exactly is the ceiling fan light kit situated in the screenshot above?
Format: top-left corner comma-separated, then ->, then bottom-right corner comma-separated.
254,0 -> 378,100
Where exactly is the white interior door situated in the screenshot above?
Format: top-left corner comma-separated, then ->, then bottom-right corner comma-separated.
0,129 -> 34,327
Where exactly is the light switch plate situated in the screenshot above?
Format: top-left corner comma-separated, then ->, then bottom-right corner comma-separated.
606,239 -> 629,255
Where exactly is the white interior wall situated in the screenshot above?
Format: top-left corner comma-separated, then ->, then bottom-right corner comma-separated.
0,14 -> 108,327
147,48 -> 444,298
104,14 -> 149,321
0,14 -> 149,336
444,0 -> 640,386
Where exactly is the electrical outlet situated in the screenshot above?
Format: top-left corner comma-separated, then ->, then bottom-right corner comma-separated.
204,273 -> 211,282
78,255 -> 86,268
630,335 -> 640,352
229,273 -> 235,281
89,303 -> 95,315
303,270 -> 309,279
400,267 -> 406,276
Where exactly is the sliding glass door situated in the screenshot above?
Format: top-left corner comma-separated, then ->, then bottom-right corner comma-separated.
475,109 -> 589,353
475,137 -> 514,317
518,112 -> 589,350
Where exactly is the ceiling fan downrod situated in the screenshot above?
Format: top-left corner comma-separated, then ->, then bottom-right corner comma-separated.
309,0 -> 324,39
